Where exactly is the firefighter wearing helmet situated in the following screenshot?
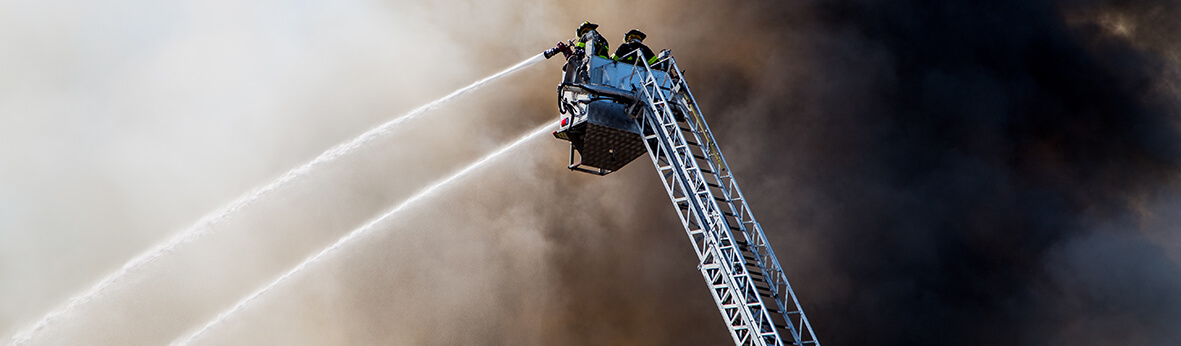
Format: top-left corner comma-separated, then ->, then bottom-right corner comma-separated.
612,29 -> 657,65
574,21 -> 610,59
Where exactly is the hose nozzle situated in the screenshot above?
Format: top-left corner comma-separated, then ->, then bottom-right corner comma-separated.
544,41 -> 571,59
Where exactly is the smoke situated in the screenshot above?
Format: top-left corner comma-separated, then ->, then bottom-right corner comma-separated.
485,0 -> 1181,344
0,0 -> 552,344
5,0 -> 1181,345
664,0 -> 1181,344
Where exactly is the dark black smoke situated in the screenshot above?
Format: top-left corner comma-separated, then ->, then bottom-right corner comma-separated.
672,0 -> 1181,344
483,0 -> 1181,345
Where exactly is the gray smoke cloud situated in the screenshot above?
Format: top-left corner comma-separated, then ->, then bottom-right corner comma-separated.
4,0 -> 1181,345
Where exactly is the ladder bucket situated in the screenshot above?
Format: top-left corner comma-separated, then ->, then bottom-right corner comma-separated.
567,100 -> 645,171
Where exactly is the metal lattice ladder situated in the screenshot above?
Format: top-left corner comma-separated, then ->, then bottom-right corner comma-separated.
631,57 -> 820,346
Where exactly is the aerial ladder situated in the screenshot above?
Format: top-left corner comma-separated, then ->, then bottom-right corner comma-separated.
543,37 -> 820,346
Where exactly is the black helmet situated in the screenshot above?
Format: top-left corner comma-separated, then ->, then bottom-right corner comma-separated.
624,29 -> 646,42
577,21 -> 599,36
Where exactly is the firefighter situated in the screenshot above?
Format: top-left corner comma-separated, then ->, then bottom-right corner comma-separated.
612,29 -> 657,65
574,21 -> 610,59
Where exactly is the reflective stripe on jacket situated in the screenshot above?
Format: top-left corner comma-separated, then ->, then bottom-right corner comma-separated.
576,30 -> 610,59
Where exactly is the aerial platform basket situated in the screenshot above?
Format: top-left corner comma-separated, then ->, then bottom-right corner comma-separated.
552,55 -> 676,175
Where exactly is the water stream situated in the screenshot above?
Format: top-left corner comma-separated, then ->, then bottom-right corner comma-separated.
172,123 -> 552,345
10,53 -> 546,345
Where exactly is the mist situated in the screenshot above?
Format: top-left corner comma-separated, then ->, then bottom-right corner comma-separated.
4,0 -> 1181,345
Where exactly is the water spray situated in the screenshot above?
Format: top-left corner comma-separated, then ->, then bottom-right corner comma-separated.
171,123 -> 552,345
9,53 -> 545,345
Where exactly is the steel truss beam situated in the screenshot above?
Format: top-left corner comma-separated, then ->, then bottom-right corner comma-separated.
627,54 -> 820,346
